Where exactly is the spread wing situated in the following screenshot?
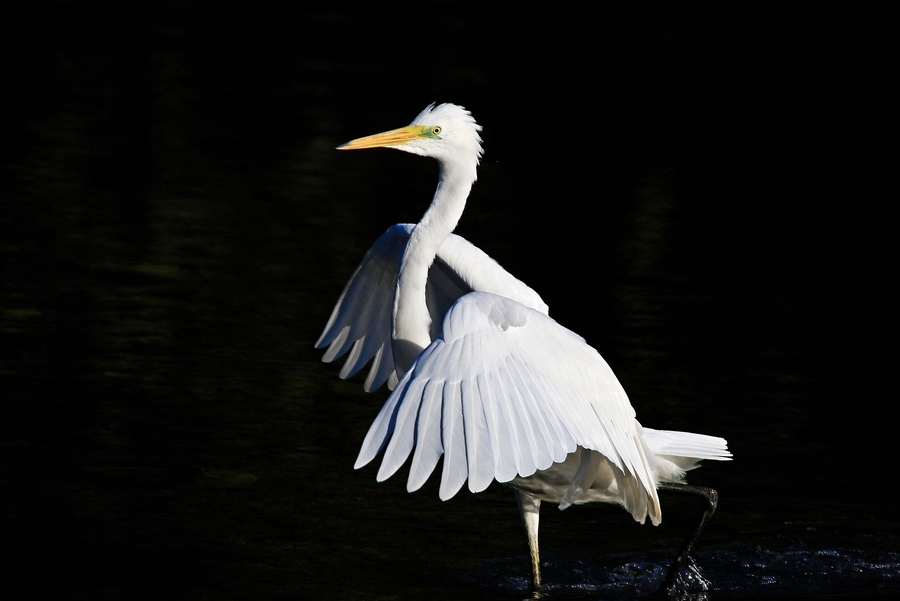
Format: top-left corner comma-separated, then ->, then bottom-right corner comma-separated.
354,291 -> 662,521
316,224 -> 549,391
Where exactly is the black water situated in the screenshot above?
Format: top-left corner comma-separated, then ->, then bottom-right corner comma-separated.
3,5 -> 891,600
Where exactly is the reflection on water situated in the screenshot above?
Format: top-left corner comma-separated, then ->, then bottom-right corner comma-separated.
2,4 -> 895,600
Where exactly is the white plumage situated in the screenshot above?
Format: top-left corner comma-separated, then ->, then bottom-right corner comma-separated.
317,224 -> 548,392
316,103 -> 731,591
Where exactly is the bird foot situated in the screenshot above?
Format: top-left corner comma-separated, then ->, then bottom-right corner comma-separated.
660,555 -> 710,600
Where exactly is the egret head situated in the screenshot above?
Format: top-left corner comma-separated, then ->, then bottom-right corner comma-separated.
338,103 -> 483,168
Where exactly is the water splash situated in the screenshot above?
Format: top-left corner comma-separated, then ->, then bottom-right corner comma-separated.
457,542 -> 900,599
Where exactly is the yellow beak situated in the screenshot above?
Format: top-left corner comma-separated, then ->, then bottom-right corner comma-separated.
337,125 -> 434,150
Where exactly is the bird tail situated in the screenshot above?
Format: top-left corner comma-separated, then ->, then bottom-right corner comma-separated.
640,425 -> 732,474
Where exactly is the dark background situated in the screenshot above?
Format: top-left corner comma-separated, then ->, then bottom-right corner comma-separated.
2,3 -> 892,599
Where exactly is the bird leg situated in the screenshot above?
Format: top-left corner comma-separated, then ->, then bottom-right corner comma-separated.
657,482 -> 719,591
515,490 -> 542,591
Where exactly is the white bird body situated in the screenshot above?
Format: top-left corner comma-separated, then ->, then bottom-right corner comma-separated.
316,103 -> 731,590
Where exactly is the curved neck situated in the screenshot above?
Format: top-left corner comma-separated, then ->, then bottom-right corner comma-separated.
392,161 -> 475,375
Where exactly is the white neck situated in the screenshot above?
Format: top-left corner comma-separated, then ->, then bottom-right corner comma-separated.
392,160 -> 476,375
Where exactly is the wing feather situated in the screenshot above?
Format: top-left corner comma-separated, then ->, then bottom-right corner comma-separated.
505,353 -> 564,470
320,253 -> 392,359
317,224 -> 548,392
527,369 -> 578,457
364,344 -> 394,392
356,291 -> 668,521
372,378 -> 425,482
478,372 -> 517,483
496,361 -> 537,477
355,375 -> 406,469
407,379 -> 445,491
439,381 -> 468,500
461,377 -> 493,492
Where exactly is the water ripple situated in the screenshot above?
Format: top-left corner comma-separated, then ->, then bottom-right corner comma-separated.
459,542 -> 900,599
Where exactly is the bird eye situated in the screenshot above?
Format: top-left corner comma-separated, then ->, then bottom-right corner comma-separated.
432,126 -> 442,136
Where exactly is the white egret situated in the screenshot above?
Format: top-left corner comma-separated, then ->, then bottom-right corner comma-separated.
316,103 -> 731,592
